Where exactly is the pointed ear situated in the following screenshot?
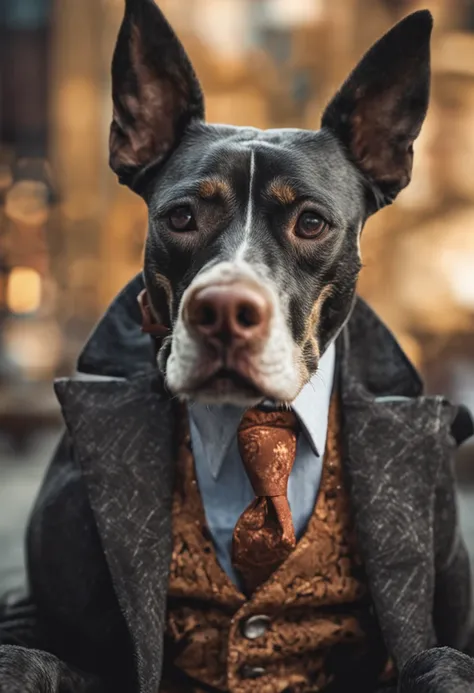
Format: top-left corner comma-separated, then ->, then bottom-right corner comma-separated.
109,0 -> 204,191
321,10 -> 432,210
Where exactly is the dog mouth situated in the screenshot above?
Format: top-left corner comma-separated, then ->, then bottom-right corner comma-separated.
182,366 -> 264,402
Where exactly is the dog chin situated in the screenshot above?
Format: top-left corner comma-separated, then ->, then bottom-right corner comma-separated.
167,370 -> 263,406
166,367 -> 301,407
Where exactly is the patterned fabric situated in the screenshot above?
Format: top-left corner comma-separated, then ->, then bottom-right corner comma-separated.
12,275 -> 468,693
164,397 -> 392,693
232,409 -> 300,594
187,341 -> 335,588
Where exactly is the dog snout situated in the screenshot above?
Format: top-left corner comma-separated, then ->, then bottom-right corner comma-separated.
185,283 -> 271,349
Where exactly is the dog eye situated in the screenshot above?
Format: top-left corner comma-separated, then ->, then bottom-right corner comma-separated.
167,206 -> 197,232
296,211 -> 328,239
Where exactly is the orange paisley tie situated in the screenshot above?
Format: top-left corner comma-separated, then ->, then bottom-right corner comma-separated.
232,408 -> 300,594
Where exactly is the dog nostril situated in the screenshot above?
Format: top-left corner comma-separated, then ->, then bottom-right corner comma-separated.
236,303 -> 261,329
198,303 -> 218,327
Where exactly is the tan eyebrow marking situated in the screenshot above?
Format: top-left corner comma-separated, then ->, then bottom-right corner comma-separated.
267,178 -> 297,205
198,177 -> 233,200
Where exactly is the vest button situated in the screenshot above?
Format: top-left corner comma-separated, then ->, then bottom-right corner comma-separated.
240,665 -> 266,679
241,614 -> 271,640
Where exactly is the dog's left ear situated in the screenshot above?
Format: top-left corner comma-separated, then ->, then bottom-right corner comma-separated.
321,10 -> 432,211
109,0 -> 204,191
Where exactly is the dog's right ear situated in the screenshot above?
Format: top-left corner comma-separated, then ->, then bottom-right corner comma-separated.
109,0 -> 204,191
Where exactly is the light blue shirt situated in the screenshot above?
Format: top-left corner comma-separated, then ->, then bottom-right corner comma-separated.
187,342 -> 336,587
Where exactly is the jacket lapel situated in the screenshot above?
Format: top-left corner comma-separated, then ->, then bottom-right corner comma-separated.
59,281 -> 460,682
55,374 -> 176,693
339,332 -> 455,668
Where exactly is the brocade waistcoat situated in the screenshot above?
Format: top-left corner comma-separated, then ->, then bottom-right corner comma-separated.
162,397 -> 393,693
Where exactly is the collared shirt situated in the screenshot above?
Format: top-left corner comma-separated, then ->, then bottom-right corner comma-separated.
187,342 -> 336,587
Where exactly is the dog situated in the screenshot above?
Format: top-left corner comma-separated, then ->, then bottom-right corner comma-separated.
1,2 -> 474,692
110,0 -> 427,407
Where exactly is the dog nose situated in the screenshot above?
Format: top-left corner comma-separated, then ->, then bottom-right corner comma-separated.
186,283 -> 271,347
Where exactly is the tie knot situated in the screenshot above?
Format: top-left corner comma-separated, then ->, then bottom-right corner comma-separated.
238,408 -> 299,433
237,408 -> 299,497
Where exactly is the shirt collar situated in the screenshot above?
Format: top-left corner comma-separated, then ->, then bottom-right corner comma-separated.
187,341 -> 336,480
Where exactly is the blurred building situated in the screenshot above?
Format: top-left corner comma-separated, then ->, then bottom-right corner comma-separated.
1,0 -> 474,434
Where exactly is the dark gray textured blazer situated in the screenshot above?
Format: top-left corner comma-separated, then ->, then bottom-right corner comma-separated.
0,274 -> 472,693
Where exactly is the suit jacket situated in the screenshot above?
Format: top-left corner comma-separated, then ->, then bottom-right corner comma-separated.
0,274 -> 472,693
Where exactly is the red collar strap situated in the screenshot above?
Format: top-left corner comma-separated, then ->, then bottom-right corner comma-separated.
137,289 -> 171,338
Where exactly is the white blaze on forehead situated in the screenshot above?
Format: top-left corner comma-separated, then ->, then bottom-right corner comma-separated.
234,149 -> 256,263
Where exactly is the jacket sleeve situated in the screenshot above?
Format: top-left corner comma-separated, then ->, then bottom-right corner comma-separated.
0,433 -> 134,688
0,435 -> 77,650
0,593 -> 40,649
433,408 -> 473,651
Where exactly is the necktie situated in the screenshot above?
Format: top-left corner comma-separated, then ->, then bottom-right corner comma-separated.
232,408 -> 300,594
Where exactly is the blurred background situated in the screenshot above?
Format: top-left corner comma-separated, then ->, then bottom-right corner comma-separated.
1,0 -> 474,592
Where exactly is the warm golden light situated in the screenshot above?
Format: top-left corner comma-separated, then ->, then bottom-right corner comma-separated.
6,267 -> 42,314
4,180 -> 50,226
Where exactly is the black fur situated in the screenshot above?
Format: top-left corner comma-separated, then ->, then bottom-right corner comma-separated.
109,0 -> 204,187
109,4 -> 432,383
322,10 -> 432,209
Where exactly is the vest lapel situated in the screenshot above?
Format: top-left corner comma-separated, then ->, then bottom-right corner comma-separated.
55,375 -> 176,693
339,365 -> 454,669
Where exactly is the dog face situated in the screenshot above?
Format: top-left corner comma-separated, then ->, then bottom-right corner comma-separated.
109,0 -> 431,406
144,127 -> 366,406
